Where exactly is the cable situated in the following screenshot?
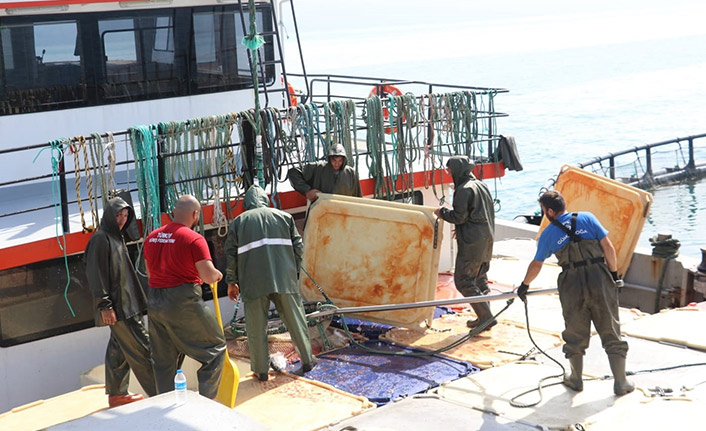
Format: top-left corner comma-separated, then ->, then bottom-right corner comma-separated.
509,297 -> 566,408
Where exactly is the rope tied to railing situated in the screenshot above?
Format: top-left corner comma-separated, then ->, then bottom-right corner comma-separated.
130,125 -> 161,235
32,138 -> 76,317
70,135 -> 97,233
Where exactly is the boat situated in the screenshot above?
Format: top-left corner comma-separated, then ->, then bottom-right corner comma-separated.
2,1 -> 706,430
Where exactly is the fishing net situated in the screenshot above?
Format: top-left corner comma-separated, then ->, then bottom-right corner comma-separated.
226,326 -> 355,364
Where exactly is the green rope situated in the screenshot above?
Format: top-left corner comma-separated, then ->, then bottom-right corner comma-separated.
243,0 -> 265,186
33,139 -> 76,317
130,125 -> 161,234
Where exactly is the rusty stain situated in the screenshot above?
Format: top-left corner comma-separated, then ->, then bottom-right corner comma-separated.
299,196 -> 440,327
549,166 -> 651,275
651,258 -> 663,279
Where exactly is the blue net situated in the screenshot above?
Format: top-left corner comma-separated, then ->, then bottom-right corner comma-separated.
288,339 -> 479,405
330,307 -> 456,339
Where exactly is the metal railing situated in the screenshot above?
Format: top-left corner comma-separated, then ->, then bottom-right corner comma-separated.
576,133 -> 706,189
0,75 -> 508,239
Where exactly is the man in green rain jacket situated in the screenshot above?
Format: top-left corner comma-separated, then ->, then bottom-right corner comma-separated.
85,197 -> 156,407
288,143 -> 362,202
225,185 -> 316,381
434,156 -> 497,331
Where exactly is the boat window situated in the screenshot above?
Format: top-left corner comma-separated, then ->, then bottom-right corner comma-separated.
0,19 -> 86,114
0,3 -> 276,116
98,12 -> 181,102
1,26 -> 14,70
193,9 -> 245,92
192,6 -> 274,94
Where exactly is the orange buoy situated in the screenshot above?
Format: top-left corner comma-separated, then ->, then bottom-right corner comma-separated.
368,85 -> 404,134
287,82 -> 298,107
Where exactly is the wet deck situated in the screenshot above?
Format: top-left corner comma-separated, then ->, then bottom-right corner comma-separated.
4,252 -> 706,431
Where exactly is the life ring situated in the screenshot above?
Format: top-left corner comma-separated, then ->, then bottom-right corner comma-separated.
368,85 -> 404,134
287,82 -> 298,107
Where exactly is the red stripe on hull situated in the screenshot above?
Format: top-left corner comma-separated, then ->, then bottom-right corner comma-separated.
0,164 -> 503,270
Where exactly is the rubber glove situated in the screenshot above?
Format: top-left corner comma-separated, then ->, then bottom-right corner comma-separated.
517,283 -> 529,303
611,271 -> 625,289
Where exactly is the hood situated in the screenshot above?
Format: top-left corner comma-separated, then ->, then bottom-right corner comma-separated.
244,185 -> 270,210
100,197 -> 134,237
446,156 -> 476,186
328,143 -> 348,167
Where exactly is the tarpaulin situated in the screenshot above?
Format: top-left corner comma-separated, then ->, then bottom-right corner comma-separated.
289,339 -> 478,405
330,308 -> 454,340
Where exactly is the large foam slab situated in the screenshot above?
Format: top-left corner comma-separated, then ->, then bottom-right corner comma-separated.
434,361 -> 648,430
539,165 -> 652,276
330,394 -> 542,431
300,194 -> 442,328
497,294 -> 645,336
0,385 -> 107,431
487,256 -> 562,290
621,307 -> 706,350
48,391 -> 267,431
536,334 -> 706,401
583,394 -> 706,430
381,316 -> 563,369
234,373 -> 374,431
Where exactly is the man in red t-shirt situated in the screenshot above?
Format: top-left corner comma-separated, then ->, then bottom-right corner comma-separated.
143,195 -> 225,399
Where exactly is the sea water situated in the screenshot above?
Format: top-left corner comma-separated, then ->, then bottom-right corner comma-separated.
283,0 -> 706,259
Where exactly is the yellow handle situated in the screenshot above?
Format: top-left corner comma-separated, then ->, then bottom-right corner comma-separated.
210,283 -> 224,328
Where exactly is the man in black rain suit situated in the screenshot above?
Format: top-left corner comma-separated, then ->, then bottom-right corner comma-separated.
434,155 -> 497,331
85,197 -> 156,407
288,143 -> 362,202
518,190 -> 634,395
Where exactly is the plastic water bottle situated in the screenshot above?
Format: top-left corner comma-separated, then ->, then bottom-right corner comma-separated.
174,369 -> 187,405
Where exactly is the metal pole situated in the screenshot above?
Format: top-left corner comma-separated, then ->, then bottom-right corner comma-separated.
609,155 -> 615,180
688,137 -> 695,170
306,288 -> 557,319
157,136 -> 167,213
59,156 -> 70,234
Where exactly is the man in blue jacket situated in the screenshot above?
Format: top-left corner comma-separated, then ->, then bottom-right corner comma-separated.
224,185 -> 317,381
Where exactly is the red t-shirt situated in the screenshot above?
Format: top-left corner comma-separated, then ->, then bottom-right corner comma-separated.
143,222 -> 211,288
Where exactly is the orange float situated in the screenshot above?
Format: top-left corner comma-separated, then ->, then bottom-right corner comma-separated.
368,85 -> 404,134
287,81 -> 298,107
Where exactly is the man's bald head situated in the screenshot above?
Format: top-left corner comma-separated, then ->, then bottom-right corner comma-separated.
173,195 -> 201,226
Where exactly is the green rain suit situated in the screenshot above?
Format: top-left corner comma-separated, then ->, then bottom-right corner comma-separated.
224,185 -> 315,375
552,216 -> 629,359
84,197 -> 156,397
288,144 -> 362,198
438,156 -> 495,297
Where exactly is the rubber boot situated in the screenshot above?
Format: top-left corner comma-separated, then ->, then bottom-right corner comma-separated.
466,302 -> 497,331
108,393 -> 144,407
608,354 -> 635,396
291,356 -> 318,376
563,355 -> 584,392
